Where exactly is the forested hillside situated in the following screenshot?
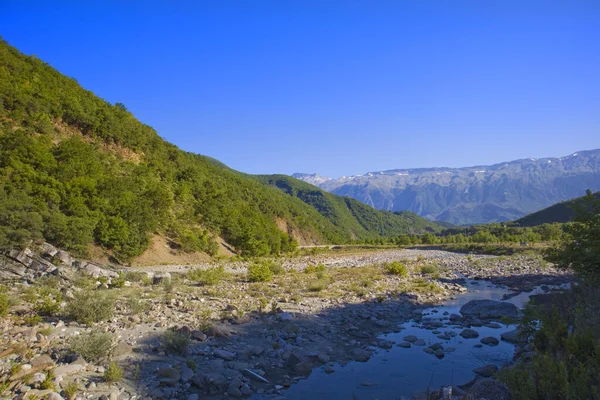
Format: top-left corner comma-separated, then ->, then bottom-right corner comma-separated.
515,190 -> 600,227
0,39 -> 435,261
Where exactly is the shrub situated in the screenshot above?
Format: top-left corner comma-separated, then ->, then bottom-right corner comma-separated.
247,262 -> 273,282
161,330 -> 190,355
104,361 -> 123,383
384,261 -> 408,276
0,289 -> 9,317
308,279 -> 328,292
268,262 -> 285,275
65,290 -> 115,325
110,273 -> 126,288
127,297 -> 149,315
34,292 -> 62,316
420,264 -> 438,275
69,330 -> 114,362
304,264 -> 326,274
188,265 -> 226,286
39,370 -> 56,390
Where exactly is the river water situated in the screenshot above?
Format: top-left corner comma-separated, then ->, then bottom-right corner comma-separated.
279,279 -> 559,400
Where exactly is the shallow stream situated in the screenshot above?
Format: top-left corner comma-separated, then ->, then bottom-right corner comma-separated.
280,279 -> 561,399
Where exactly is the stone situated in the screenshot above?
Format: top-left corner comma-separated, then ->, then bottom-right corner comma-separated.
46,394 -> 65,400
460,329 -> 480,339
191,330 -> 208,341
157,367 -> 181,381
318,353 -> 330,363
113,342 -> 133,358
501,329 -> 524,343
434,349 -> 445,359
414,339 -> 426,346
423,348 -> 434,354
54,362 -> 86,377
294,361 -> 313,374
214,349 -> 236,361
429,343 -> 443,351
485,322 -> 502,329
153,272 -> 171,284
403,335 -> 418,342
481,336 -> 500,346
351,348 -> 373,362
398,342 -> 411,348
464,379 -> 511,400
207,325 -> 232,337
279,312 -> 294,321
473,364 -> 499,377
460,300 -> 519,319
241,383 -> 252,396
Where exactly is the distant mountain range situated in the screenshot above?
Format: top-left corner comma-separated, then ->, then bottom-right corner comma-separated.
293,149 -> 600,225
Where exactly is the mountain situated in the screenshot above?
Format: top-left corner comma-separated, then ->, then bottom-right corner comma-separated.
0,38 -> 436,261
294,151 -> 600,225
515,191 -> 600,227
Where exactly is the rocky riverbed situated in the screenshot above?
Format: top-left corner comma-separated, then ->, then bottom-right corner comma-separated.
0,245 -> 571,400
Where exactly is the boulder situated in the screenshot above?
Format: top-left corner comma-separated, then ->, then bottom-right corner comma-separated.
460,300 -> 519,319
351,348 -> 373,362
153,272 -> 171,284
481,336 -> 500,346
473,364 -> 499,377
460,329 -> 480,339
501,329 -> 525,344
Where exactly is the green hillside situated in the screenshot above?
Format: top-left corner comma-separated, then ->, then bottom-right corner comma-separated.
255,174 -> 440,237
0,38 -> 435,261
515,191 -> 600,227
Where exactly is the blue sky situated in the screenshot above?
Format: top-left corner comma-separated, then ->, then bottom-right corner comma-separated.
1,1 -> 599,177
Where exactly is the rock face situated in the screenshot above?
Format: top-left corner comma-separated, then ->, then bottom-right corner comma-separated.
460,300 -> 519,319
293,149 -> 600,224
464,378 -> 512,400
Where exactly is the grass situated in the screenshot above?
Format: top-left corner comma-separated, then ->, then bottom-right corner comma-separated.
384,261 -> 408,276
248,262 -> 273,282
63,381 -> 79,400
188,265 -> 227,286
419,263 -> 438,275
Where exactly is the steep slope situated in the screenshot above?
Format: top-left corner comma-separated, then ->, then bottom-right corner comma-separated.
254,175 -> 440,237
0,38 -> 433,261
293,150 -> 600,225
515,191 -> 600,227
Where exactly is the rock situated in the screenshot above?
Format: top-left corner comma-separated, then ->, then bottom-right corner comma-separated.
485,322 -> 502,329
113,342 -> 132,358
464,378 -> 511,400
81,262 -> 118,278
473,364 -> 499,377
437,334 -> 451,340
207,325 -> 232,337
403,335 -> 418,342
423,348 -> 434,354
157,367 -> 181,381
414,339 -> 426,346
287,353 -> 305,367
351,348 -> 373,362
501,329 -> 524,344
429,343 -> 443,351
109,393 -> 118,400
241,383 -> 252,396
481,336 -> 500,346
294,361 -> 313,374
324,365 -> 335,374
153,272 -> 171,284
460,329 -> 480,339
228,377 -> 243,397
214,349 -> 236,361
460,300 -> 519,319
46,393 -> 65,400
191,330 -> 208,341
398,342 -> 411,348
54,362 -> 86,377
279,312 -> 294,321
434,349 -> 445,359
318,353 -> 330,363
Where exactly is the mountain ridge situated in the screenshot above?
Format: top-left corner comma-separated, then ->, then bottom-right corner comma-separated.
293,149 -> 600,225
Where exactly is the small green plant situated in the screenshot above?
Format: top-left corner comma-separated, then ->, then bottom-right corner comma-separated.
270,299 -> 278,313
24,314 -> 44,326
9,360 -> 22,375
65,290 -> 115,325
248,262 -> 273,282
35,291 -> 62,316
0,380 -> 9,395
258,297 -> 268,313
308,279 -> 327,292
63,381 -> 79,399
161,330 -> 190,355
69,330 -> 114,363
420,263 -> 438,275
305,264 -> 326,274
188,265 -> 226,286
26,395 -> 40,400
104,361 -> 123,383
133,363 -> 141,380
384,261 -> 408,276
127,297 -> 149,315
162,277 -> 176,292
39,370 -> 56,390
110,273 -> 126,288
186,358 -> 196,370
0,287 -> 11,316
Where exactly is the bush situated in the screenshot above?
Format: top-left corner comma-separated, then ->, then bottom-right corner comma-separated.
0,289 -> 9,317
104,361 -> 123,383
69,330 -> 114,362
34,292 -> 62,316
65,290 -> 115,325
127,297 -> 149,315
161,330 -> 190,355
110,273 -> 126,288
247,262 -> 273,282
304,264 -> 326,274
420,264 -> 438,275
384,261 -> 408,276
308,279 -> 328,292
188,265 -> 226,286
63,381 -> 79,400
268,261 -> 285,275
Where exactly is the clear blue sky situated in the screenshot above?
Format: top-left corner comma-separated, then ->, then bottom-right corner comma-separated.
1,1 -> 599,177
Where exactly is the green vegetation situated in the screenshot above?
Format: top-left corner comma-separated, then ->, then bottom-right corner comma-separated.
247,262 -> 273,282
383,261 -> 408,276
419,263 -> 438,275
63,381 -> 79,400
65,290 -> 115,325
161,329 -> 190,355
516,191 -> 600,227
0,287 -> 10,316
69,330 -> 114,362
103,361 -> 123,383
499,190 -> 600,399
188,265 -> 227,286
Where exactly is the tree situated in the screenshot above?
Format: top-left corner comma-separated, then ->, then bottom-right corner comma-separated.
546,190 -> 600,280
